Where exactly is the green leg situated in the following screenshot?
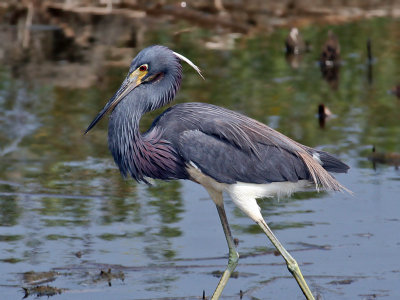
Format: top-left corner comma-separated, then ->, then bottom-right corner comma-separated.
211,203 -> 239,300
257,219 -> 315,300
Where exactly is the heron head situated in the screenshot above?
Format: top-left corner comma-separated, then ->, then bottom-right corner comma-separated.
85,45 -> 203,134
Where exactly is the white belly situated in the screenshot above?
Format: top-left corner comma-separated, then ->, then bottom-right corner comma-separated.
186,163 -> 311,222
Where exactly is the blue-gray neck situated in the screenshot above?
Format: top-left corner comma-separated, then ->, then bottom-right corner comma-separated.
108,97 -> 142,179
107,66 -> 182,182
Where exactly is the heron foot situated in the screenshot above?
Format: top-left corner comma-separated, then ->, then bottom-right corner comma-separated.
211,248 -> 239,300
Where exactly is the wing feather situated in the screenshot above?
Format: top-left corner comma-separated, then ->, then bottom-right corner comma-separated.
154,103 -> 349,191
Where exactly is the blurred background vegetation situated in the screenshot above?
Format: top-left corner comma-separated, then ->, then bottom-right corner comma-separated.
1,0 -> 400,87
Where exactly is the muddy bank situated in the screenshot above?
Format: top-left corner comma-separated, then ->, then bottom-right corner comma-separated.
2,0 -> 400,31
1,0 -> 399,87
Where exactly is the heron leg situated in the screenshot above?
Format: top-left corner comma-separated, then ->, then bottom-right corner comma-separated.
211,203 -> 239,300
257,219 -> 315,300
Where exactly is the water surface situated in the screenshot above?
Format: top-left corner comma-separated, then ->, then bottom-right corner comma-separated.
0,17 -> 400,299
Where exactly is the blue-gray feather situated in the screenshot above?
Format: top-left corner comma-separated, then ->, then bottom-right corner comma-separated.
152,102 -> 348,184
107,45 -> 186,182
105,45 -> 349,188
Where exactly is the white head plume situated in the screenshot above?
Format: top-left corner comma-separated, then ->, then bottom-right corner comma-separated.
173,51 -> 205,80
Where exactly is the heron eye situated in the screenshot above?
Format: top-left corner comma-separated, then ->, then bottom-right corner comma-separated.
139,65 -> 148,72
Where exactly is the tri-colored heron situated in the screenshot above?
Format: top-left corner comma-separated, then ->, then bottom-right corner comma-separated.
85,45 -> 349,299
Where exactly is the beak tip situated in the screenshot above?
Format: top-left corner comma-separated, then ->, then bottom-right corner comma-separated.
84,122 -> 96,135
84,124 -> 94,135
84,72 -> 134,136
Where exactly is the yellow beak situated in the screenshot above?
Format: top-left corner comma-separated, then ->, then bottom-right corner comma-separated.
84,69 -> 146,134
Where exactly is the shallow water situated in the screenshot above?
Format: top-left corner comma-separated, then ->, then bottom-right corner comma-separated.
1,17 -> 400,299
